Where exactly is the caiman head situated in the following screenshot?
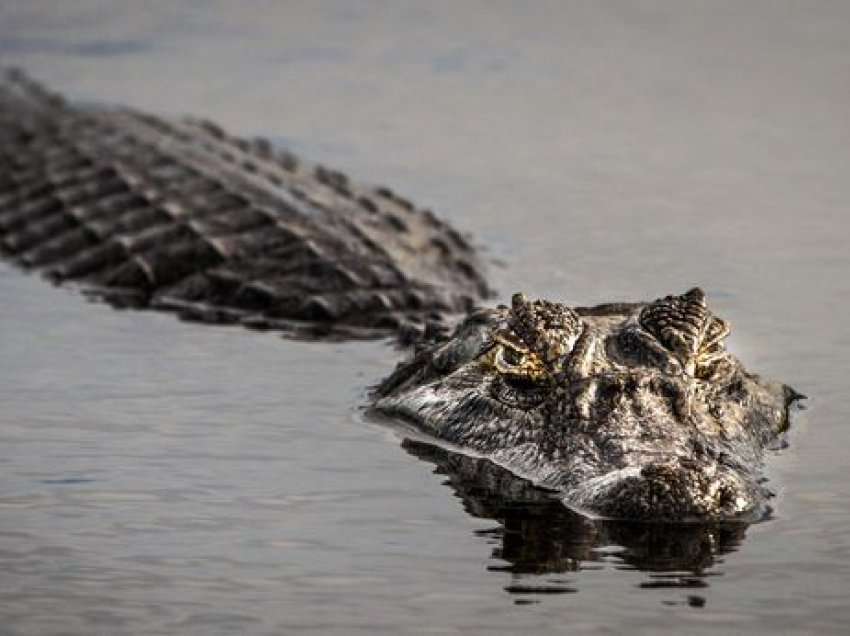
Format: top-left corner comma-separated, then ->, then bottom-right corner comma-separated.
373,288 -> 802,522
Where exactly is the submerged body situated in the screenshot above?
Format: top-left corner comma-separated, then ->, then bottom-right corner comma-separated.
0,70 -> 800,521
375,288 -> 800,521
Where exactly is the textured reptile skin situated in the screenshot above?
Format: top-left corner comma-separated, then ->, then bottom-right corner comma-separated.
0,68 -> 490,338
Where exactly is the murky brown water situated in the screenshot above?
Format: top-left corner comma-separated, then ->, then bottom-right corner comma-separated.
1,2 -> 849,634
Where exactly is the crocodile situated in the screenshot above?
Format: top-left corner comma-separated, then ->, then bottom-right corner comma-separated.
0,69 -> 801,522
374,288 -> 802,521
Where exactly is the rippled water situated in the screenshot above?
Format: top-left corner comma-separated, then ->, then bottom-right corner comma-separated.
1,2 -> 849,634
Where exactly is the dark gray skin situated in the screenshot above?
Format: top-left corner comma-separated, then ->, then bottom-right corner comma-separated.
375,288 -> 802,521
1,70 -> 801,522
0,69 -> 490,339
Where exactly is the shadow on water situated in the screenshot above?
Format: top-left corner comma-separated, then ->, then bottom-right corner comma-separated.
402,438 -> 749,602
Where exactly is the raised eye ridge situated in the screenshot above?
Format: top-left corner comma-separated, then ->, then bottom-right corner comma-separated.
621,288 -> 733,377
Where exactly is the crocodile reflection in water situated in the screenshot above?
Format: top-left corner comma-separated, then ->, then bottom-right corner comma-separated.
403,438 -> 748,595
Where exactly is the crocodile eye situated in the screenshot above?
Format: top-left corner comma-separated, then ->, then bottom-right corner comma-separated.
498,344 -> 525,367
490,342 -> 551,410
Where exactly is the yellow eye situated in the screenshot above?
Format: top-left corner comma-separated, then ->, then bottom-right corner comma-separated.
492,338 -> 551,385
500,345 -> 525,367
487,338 -> 552,410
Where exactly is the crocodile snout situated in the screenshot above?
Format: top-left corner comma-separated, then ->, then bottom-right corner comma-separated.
568,462 -> 762,522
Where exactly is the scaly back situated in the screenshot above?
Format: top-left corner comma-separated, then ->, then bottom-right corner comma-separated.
0,69 -> 491,338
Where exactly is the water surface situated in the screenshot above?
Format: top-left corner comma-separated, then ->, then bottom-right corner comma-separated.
1,2 -> 848,634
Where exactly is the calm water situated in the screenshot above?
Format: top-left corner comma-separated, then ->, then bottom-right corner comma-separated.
1,2 -> 848,634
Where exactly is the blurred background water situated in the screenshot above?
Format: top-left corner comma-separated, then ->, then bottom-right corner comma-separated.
0,2 -> 848,634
